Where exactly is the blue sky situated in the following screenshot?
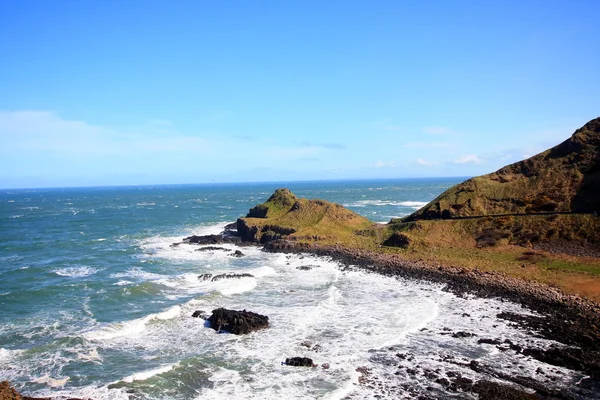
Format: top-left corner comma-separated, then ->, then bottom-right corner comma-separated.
0,1 -> 598,188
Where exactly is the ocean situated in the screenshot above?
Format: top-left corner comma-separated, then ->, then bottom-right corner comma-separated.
0,179 -> 587,399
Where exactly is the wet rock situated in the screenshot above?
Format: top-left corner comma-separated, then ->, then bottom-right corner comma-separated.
170,242 -> 180,247
284,357 -> 314,367
191,310 -> 208,319
472,380 -> 537,400
183,234 -> 242,245
207,308 -> 269,334
452,331 -> 476,338
195,246 -> 229,252
478,338 -> 503,345
296,265 -> 320,271
230,250 -> 245,257
321,363 -> 330,370
300,340 -> 313,348
198,273 -> 212,281
210,273 -> 254,282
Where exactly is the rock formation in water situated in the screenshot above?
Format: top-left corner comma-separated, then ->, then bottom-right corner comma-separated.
207,308 -> 269,334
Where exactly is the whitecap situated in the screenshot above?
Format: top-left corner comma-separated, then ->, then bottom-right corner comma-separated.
121,363 -> 177,383
54,266 -> 99,278
84,305 -> 181,341
33,375 -> 69,388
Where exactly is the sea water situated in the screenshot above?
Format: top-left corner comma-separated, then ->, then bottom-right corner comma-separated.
0,179 -> 587,399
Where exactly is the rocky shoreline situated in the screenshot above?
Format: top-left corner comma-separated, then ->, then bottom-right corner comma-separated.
261,239 -> 600,398
174,225 -> 600,399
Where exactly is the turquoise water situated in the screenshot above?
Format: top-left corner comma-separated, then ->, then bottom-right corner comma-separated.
0,179 -> 584,399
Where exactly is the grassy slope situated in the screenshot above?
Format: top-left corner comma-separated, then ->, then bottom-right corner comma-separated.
407,117 -> 600,220
383,216 -> 600,302
240,189 -> 379,248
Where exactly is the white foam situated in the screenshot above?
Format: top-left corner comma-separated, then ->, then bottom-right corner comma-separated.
110,267 -> 165,281
344,199 -> 428,208
54,266 -> 99,277
33,375 -> 69,388
121,363 -> 177,383
84,305 -> 181,341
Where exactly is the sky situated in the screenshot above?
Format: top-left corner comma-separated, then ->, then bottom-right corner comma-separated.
0,1 -> 599,188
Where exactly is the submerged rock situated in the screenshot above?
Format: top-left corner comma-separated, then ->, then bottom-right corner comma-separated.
207,308 -> 269,334
229,250 -> 245,257
284,357 -> 315,367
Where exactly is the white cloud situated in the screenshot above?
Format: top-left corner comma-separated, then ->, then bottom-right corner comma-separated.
374,160 -> 397,168
417,158 -> 437,166
423,126 -> 452,135
0,110 -> 213,156
452,154 -> 483,164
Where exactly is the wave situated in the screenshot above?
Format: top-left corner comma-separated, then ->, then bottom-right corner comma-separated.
121,363 -> 178,383
54,266 -> 99,278
344,200 -> 428,209
84,305 -> 181,341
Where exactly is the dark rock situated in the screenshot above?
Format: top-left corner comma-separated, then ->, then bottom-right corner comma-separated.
210,273 -> 254,282
382,232 -> 411,248
198,273 -> 213,281
229,250 -> 245,257
321,363 -> 330,369
296,265 -> 320,271
170,242 -> 180,247
191,310 -> 208,319
478,338 -> 503,345
195,246 -> 229,252
183,234 -> 242,245
207,308 -> 269,334
285,357 -> 314,367
472,380 -> 537,400
452,331 -> 476,338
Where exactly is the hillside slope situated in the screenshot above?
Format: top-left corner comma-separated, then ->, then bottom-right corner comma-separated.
236,188 -> 377,247
406,117 -> 600,220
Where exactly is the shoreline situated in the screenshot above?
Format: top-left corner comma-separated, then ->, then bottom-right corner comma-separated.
262,239 -> 600,393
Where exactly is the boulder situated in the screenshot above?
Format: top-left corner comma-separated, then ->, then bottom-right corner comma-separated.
229,250 -> 245,257
207,308 -> 269,334
284,357 -> 315,367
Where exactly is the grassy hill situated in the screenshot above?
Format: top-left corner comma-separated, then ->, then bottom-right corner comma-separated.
406,117 -> 600,220
236,188 -> 378,248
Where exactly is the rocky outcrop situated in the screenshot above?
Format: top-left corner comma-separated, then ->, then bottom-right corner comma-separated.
207,308 -> 269,334
182,234 -> 242,245
284,357 -> 315,367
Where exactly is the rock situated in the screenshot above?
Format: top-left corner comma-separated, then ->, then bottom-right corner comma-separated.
452,331 -> 476,338
296,265 -> 320,271
183,234 -> 241,245
198,273 -> 213,281
170,243 -> 180,247
472,380 -> 537,400
0,381 -> 22,400
210,273 -> 254,282
321,363 -> 330,370
207,308 -> 269,334
478,338 -> 503,345
191,310 -> 208,319
300,340 -> 313,348
195,246 -> 229,252
284,357 -> 315,367
229,250 -> 245,258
